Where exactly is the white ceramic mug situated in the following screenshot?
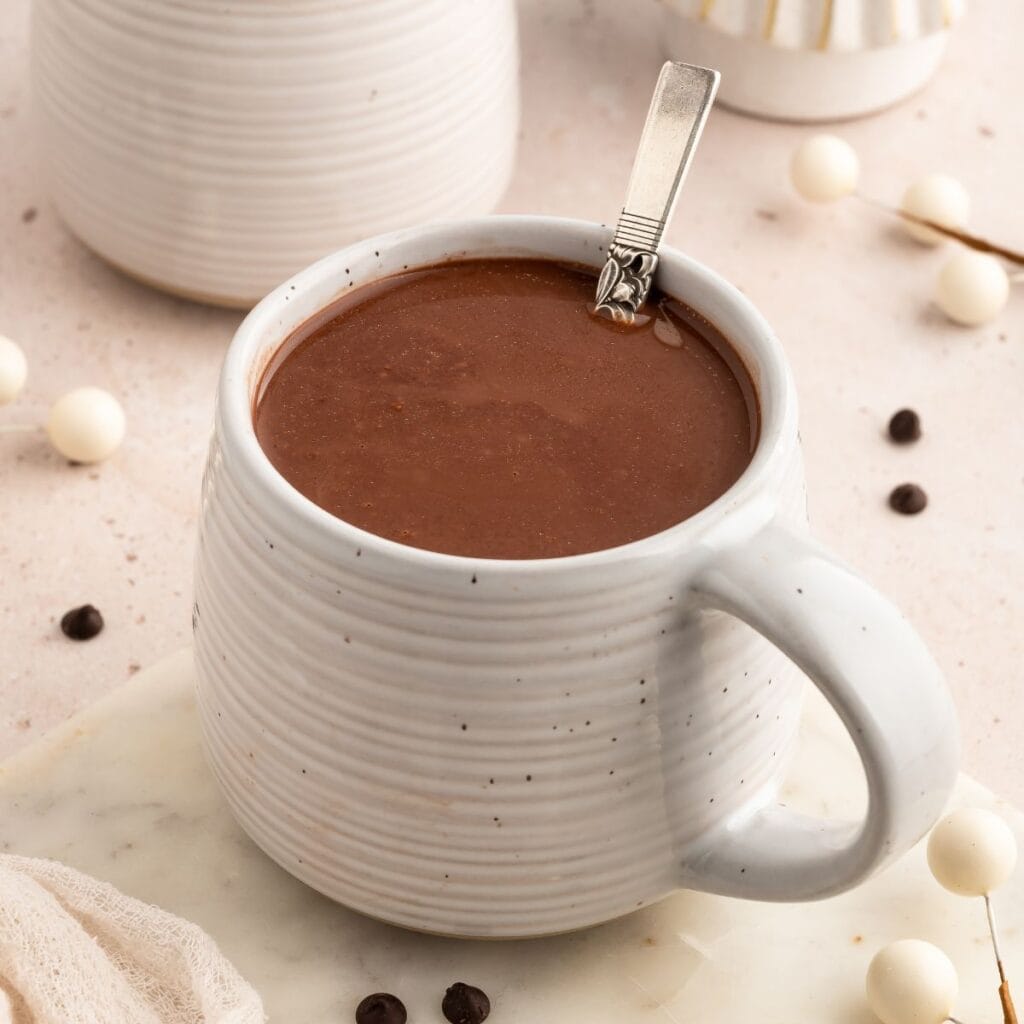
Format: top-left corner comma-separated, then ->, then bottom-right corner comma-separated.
194,216 -> 959,939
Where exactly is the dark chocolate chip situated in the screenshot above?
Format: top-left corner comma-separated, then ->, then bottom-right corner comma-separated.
60,604 -> 104,641
889,483 -> 928,515
888,409 -> 921,444
355,993 -> 407,1024
442,982 -> 491,1024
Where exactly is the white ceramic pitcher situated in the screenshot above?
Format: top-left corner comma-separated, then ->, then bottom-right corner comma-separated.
31,0 -> 519,307
193,216 -> 959,939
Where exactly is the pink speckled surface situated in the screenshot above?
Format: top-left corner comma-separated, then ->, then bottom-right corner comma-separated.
1,1 -> 1022,801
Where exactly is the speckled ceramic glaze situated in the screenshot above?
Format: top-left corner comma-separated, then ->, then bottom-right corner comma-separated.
193,216 -> 959,938
30,0 -> 519,307
660,0 -> 967,121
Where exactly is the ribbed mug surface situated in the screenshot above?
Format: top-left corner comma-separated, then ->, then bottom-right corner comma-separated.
31,0 -> 520,306
194,218 -> 808,938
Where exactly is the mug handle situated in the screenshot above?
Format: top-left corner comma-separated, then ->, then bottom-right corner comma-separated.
684,518 -> 959,900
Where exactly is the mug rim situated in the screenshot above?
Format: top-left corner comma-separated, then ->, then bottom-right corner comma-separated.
218,215 -> 798,572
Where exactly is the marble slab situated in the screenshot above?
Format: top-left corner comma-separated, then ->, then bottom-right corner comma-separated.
1,650 -> 1021,1024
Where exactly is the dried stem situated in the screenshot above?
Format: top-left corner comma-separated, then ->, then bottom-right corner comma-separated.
987,895 -> 1018,1024
901,215 -> 1024,267
854,193 -> 1024,267
1001,983 -> 1018,1024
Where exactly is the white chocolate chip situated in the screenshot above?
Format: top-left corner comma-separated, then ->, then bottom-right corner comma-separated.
935,251 -> 1009,326
928,807 -> 1017,896
790,135 -> 860,203
47,387 -> 126,464
866,940 -> 958,1024
0,335 -> 27,405
901,174 -> 971,245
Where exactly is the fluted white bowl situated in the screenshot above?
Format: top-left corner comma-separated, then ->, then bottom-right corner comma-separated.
31,0 -> 519,306
660,0 -> 967,121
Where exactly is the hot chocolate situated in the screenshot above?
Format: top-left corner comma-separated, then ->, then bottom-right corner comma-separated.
254,258 -> 757,559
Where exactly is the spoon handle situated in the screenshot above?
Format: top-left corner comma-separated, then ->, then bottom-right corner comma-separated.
594,62 -> 720,323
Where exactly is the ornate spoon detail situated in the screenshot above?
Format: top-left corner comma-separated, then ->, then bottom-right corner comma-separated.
594,62 -> 720,324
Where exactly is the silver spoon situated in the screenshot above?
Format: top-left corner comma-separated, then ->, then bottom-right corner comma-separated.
594,61 -> 720,324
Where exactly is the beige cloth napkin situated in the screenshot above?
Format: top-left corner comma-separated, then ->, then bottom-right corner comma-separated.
0,854 -> 264,1024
